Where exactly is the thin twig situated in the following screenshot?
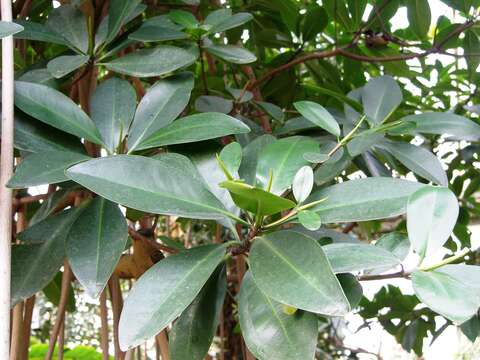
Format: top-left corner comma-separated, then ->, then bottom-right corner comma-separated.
99,291 -> 109,360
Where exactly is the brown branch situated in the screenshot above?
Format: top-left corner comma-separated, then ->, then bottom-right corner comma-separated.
20,296 -> 35,360
358,270 -> 409,281
128,227 -> 178,254
108,274 -> 125,360
9,303 -> 23,360
247,19 -> 477,91
45,261 -> 72,360
99,291 -> 109,360
155,332 -> 170,360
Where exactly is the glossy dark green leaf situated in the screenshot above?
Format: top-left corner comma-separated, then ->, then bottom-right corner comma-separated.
314,146 -> 350,186
134,113 -> 250,150
297,210 -> 321,231
66,154 -> 237,222
255,101 -> 284,122
204,9 -> 232,27
461,315 -> 480,342
8,151 -> 89,188
11,209 -> 81,306
194,96 -> 233,114
293,101 -> 340,136
302,5 -> 327,42
346,132 -> 384,157
464,30 -> 480,78
239,271 -> 318,360
0,21 -> 23,38
238,135 -> 276,185
106,0 -> 142,44
323,243 -> 400,273
91,77 -> 137,153
47,55 -> 89,78
14,81 -> 104,145
14,20 -> 68,45
104,46 -> 197,77
412,265 -> 480,323
407,186 -> 459,258
127,73 -> 194,151
46,5 -> 89,54
250,230 -> 349,315
208,12 -> 253,33
362,76 -> 402,124
308,177 -> 425,223
12,111 -> 85,154
30,188 -> 74,225
256,137 -> 319,195
67,197 -> 128,298
119,244 -> 226,350
407,0 -> 431,39
399,113 -> 480,141
220,180 -> 295,216
129,24 -> 188,42
168,10 -> 199,28
219,142 -> 242,176
205,45 -> 256,64
169,266 -> 226,360
338,273 -> 363,309
377,140 -> 448,186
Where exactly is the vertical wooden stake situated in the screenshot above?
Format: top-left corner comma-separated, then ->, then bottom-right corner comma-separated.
0,0 -> 15,357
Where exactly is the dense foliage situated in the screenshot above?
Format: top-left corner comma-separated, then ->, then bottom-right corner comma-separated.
2,0 -> 480,359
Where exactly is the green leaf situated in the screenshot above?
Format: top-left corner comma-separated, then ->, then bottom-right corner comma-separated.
0,21 -> 23,38
134,113 -> 250,150
220,180 -> 295,217
292,166 -> 313,203
168,10 -> 199,29
323,243 -> 400,273
127,73 -> 194,152
250,230 -> 350,315
377,140 -> 448,186
11,209 -> 81,306
66,154 -> 237,222
14,20 -> 68,45
238,271 -> 318,360
67,197 -> 128,298
301,5 -> 328,42
255,101 -> 284,122
323,0 -> 355,31
338,273 -> 363,309
91,77 -> 137,153
293,101 -> 340,136
346,132 -> 384,157
194,95 -> 233,114
412,265 -> 480,324
129,24 -> 188,42
47,55 -> 89,79
303,152 -> 329,164
219,142 -> 242,176
104,46 -> 197,77
43,271 -> 76,313
205,45 -> 256,64
14,81 -> 104,145
205,9 -> 232,28
407,186 -> 458,258
46,5 -> 89,54
208,12 -> 253,33
297,210 -> 321,231
362,76 -> 402,124
464,30 -> 480,78
12,112 -> 85,154
256,136 -> 319,195
106,0 -> 142,44
461,315 -> 480,342
119,244 -> 226,350
8,151 -> 89,188
276,0 -> 300,33
399,113 -> 480,141
308,177 -> 425,223
169,266 -> 226,360
238,135 -> 276,185
407,0 -> 431,39
375,232 -> 410,261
